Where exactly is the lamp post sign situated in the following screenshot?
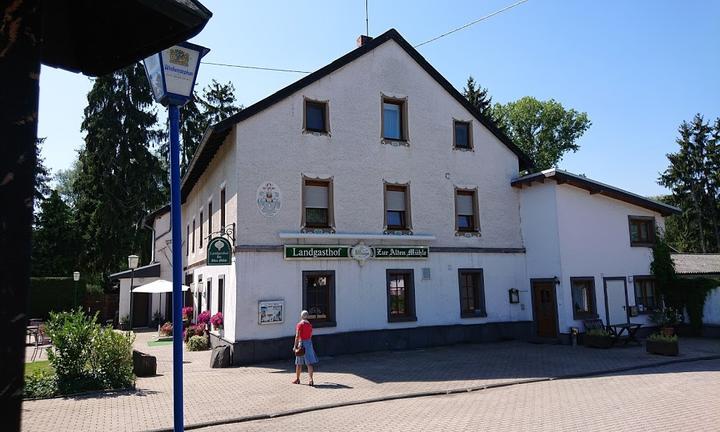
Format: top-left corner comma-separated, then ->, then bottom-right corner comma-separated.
143,41 -> 209,432
207,237 -> 232,265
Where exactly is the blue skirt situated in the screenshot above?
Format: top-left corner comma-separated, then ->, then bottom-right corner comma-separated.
295,339 -> 318,365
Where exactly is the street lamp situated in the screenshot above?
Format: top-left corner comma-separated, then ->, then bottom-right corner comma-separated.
73,271 -> 80,308
143,41 -> 209,432
127,255 -> 139,330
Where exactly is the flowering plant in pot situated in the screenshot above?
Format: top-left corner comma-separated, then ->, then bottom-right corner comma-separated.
183,323 -> 206,343
583,328 -> 614,349
210,312 -> 223,330
197,310 -> 211,329
159,321 -> 173,337
181,306 -> 194,327
650,306 -> 683,336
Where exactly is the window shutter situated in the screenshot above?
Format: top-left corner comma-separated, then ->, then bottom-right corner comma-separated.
456,193 -> 474,215
305,184 -> 328,208
387,190 -> 406,211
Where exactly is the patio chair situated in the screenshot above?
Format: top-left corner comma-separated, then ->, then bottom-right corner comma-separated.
31,326 -> 51,362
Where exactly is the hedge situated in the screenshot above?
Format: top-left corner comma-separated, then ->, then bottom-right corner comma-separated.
28,277 -> 87,319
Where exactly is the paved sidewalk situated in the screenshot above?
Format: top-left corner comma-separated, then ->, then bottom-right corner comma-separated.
21,331 -> 720,432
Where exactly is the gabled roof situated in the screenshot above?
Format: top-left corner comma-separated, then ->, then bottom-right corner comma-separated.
672,254 -> 720,276
181,28 -> 534,200
511,168 -> 681,217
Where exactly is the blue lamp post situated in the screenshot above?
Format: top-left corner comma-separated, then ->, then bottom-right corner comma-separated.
143,41 -> 209,432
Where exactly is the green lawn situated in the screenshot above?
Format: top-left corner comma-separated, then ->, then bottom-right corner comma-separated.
25,360 -> 52,377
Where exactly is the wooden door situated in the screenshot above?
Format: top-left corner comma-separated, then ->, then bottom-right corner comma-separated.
532,280 -> 558,338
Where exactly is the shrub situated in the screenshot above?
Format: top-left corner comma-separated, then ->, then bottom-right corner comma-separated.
186,335 -> 209,351
45,309 -> 98,392
89,327 -> 135,389
38,309 -> 136,396
24,370 -> 58,399
648,333 -> 678,343
211,312 -> 223,329
184,324 -> 206,342
586,328 -> 610,337
197,310 -> 211,325
159,321 -> 173,336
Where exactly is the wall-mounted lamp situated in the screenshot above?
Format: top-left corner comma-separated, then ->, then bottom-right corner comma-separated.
508,288 -> 520,304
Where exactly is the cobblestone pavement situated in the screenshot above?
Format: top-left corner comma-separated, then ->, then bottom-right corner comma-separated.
21,331 -> 720,432
196,359 -> 720,432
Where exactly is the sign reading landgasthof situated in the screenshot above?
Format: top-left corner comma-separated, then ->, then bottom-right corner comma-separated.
283,245 -> 428,260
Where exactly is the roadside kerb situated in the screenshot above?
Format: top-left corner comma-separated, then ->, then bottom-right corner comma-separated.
144,354 -> 720,432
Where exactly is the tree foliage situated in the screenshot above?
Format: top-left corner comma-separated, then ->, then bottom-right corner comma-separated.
74,63 -> 167,278
493,97 -> 591,171
462,76 -> 493,117
31,190 -> 79,276
173,79 -> 242,173
659,114 -> 720,253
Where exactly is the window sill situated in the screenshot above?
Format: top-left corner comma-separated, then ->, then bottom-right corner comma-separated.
301,226 -> 335,234
455,231 -> 481,238
310,320 -> 336,328
388,316 -> 417,323
453,146 -> 474,152
303,129 -> 330,136
381,138 -> 409,147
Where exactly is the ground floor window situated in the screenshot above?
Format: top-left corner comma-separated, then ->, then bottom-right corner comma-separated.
570,277 -> 597,319
458,269 -> 486,317
302,271 -> 336,327
634,277 -> 656,313
386,269 -> 416,322
217,276 -> 224,315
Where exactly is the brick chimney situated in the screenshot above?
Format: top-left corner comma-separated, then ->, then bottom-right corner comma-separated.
357,35 -> 373,47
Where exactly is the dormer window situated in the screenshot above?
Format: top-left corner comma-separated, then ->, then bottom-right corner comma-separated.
304,99 -> 329,133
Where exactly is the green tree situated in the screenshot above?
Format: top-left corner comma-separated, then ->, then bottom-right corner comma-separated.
31,190 -> 79,276
34,138 -> 51,206
462,76 -> 493,117
163,80 -> 242,174
55,158 -> 81,208
659,114 -> 720,253
492,97 -> 591,170
74,63 -> 167,278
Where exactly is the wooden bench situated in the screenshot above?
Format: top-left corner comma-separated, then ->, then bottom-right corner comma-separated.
583,318 -> 606,333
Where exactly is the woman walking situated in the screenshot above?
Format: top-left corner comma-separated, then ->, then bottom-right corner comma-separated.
292,310 -> 318,386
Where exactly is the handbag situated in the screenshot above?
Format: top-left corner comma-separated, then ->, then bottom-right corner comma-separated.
294,344 -> 306,356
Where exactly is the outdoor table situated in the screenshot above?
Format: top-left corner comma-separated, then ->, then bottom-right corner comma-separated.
607,322 -> 642,346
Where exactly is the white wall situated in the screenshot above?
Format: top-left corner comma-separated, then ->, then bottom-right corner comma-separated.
232,251 -> 530,341
232,40 -> 523,248
555,184 -> 665,332
188,262 -> 237,340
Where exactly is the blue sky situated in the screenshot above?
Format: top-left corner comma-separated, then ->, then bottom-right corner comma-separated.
38,0 -> 720,196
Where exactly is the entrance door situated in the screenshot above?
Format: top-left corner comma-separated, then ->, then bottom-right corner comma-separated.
532,280 -> 558,338
604,277 -> 629,325
132,293 -> 150,328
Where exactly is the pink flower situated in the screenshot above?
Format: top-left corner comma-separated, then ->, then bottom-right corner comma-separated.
211,312 -> 223,328
197,310 -> 211,325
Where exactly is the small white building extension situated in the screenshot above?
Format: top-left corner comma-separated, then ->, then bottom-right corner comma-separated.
113,29 -> 679,363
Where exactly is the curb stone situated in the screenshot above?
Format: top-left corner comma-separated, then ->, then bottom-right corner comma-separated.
143,354 -> 720,432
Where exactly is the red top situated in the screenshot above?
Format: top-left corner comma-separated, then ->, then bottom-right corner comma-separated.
296,321 -> 312,340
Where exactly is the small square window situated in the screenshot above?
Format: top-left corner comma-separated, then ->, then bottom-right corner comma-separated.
304,100 -> 328,133
382,98 -> 406,141
454,121 -> 472,149
628,216 -> 656,246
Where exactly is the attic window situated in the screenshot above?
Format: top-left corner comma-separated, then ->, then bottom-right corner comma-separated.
304,99 -> 329,133
628,216 -> 655,247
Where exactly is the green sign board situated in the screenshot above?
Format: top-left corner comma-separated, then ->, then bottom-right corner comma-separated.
284,245 -> 350,260
283,245 -> 428,261
372,246 -> 429,259
207,237 -> 232,265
